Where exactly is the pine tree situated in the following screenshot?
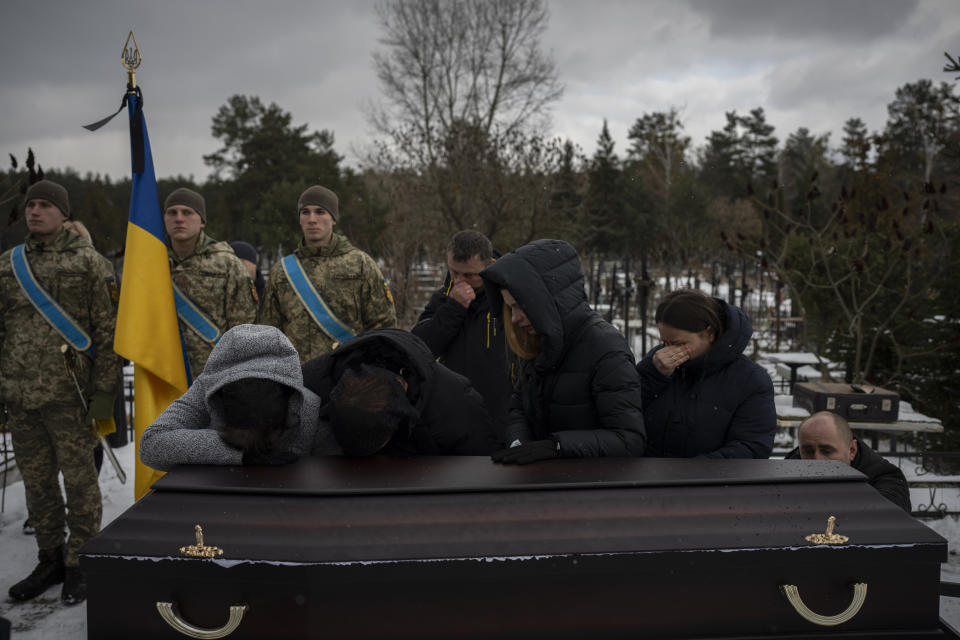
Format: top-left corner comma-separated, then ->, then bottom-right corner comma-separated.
585,120 -> 626,257
840,118 -> 872,173
876,79 -> 960,183
203,95 -> 344,252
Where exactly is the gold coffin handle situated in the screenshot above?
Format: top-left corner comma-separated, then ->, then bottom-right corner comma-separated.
781,583 -> 868,626
156,602 -> 249,639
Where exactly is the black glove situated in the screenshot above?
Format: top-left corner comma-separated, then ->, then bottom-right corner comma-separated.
242,449 -> 299,466
491,439 -> 560,465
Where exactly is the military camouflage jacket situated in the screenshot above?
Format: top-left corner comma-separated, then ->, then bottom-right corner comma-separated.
0,228 -> 121,411
258,233 -> 397,362
169,232 -> 258,378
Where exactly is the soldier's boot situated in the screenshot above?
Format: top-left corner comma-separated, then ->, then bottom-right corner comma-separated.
60,567 -> 86,605
8,546 -> 65,601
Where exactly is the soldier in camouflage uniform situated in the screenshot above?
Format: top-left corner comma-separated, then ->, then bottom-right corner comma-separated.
258,185 -> 397,363
163,188 -> 258,378
0,180 -> 121,605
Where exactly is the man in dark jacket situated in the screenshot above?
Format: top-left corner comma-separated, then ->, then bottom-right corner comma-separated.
481,239 -> 646,463
412,231 -> 512,443
637,292 -> 776,458
786,411 -> 911,512
301,329 -> 498,455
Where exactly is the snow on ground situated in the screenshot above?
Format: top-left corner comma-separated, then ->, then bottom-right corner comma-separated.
2,441 -> 960,638
0,442 -> 135,639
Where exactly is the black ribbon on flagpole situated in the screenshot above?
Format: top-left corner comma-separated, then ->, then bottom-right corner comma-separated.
82,84 -> 145,174
128,86 -> 145,174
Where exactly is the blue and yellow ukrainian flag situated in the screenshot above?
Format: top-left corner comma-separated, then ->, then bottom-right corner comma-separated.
113,90 -> 190,499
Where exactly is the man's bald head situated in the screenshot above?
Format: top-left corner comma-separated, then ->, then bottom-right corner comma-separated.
797,411 -> 857,464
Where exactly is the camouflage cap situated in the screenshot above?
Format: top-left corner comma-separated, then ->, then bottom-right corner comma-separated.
297,185 -> 339,221
164,187 -> 206,222
24,180 -> 70,218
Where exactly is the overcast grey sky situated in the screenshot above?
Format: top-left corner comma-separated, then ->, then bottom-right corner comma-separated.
1,0 -> 956,182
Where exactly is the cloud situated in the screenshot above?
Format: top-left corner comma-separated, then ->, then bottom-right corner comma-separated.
544,0 -> 959,163
689,0 -> 920,41
0,0 -> 380,180
1,0 -> 957,181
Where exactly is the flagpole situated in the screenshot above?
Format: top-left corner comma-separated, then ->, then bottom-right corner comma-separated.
110,31 -> 191,499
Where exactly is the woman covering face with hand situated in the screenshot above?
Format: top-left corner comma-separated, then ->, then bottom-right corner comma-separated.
638,289 -> 777,459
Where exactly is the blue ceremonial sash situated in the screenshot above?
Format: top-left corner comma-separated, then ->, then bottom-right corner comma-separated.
172,282 -> 221,345
280,254 -> 356,344
10,244 -> 93,353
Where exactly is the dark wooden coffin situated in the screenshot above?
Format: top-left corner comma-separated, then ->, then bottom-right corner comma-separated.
81,457 -> 947,639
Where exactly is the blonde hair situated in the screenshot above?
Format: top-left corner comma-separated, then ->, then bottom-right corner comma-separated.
503,302 -> 541,360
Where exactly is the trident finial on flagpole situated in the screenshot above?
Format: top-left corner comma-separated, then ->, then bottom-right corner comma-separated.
122,30 -> 142,90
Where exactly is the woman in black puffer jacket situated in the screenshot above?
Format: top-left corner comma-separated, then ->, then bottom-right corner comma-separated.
481,239 -> 646,464
638,289 -> 776,459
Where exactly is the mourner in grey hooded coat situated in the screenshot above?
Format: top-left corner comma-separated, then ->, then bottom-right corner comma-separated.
481,239 -> 646,463
140,324 -> 341,470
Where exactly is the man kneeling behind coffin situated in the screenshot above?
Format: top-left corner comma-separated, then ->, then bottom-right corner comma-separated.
140,324 -> 343,469
786,410 -> 911,513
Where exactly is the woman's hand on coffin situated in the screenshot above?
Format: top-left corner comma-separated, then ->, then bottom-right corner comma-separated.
491,439 -> 560,464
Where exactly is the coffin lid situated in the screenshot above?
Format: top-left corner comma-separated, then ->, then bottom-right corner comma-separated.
84,457 -> 945,565
152,455 -> 867,495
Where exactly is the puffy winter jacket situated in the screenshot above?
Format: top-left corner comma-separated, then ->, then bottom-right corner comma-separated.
481,239 -> 646,457
301,328 -> 498,455
637,299 -> 776,458
412,275 -> 513,444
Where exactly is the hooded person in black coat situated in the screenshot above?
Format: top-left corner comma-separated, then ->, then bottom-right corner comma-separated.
481,239 -> 646,463
786,411 -> 911,513
301,328 -> 498,456
637,288 -> 776,458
